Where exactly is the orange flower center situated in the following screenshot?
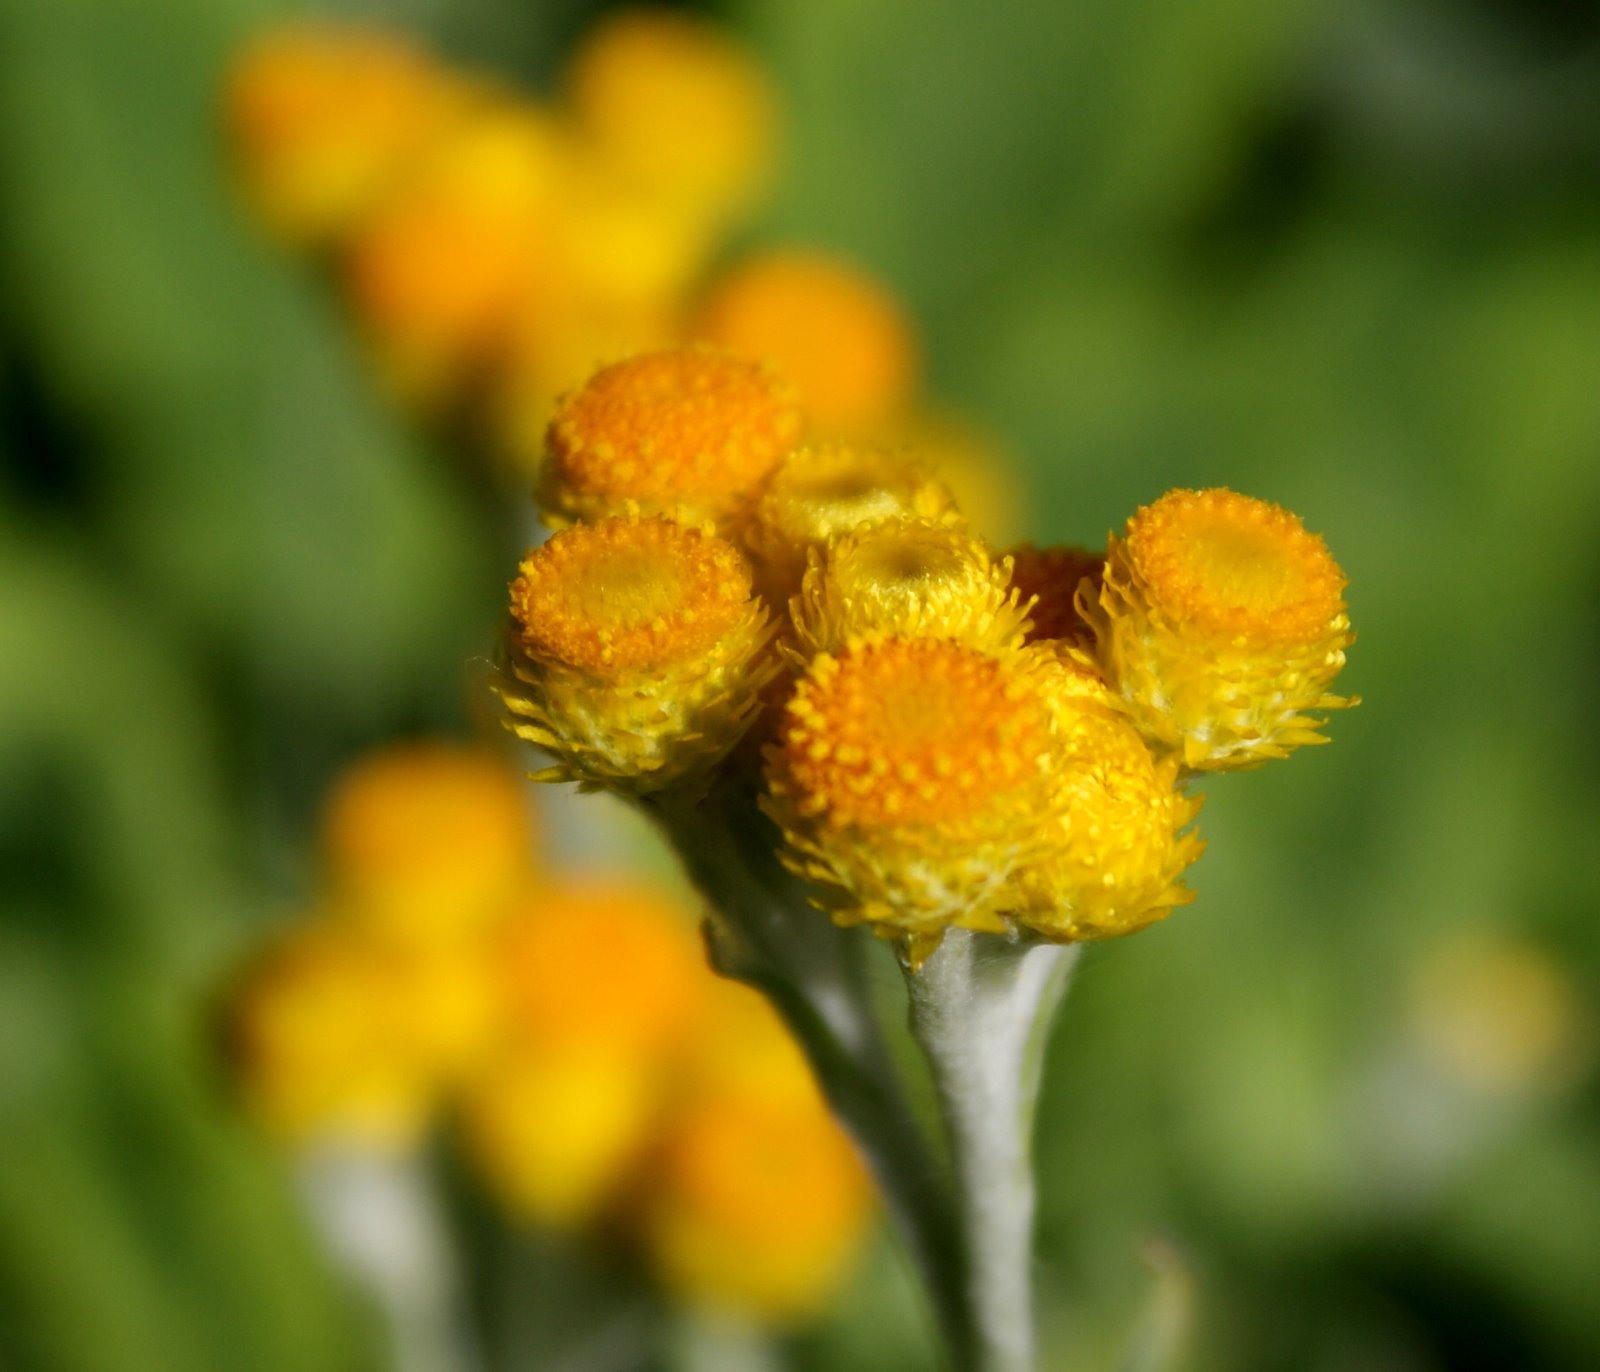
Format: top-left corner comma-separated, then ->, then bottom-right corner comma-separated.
1126,488 -> 1346,643
511,516 -> 752,672
782,639 -> 1053,829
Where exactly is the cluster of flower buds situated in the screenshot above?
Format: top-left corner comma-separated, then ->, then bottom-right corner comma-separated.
500,347 -> 1354,964
226,742 -> 871,1321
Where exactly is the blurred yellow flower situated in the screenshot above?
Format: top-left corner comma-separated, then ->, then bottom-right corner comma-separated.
228,922 -> 494,1149
321,741 -> 532,946
457,881 -> 706,1227
341,103 -> 569,409
697,251 -> 917,434
1083,487 -> 1355,771
638,1090 -> 871,1321
1409,934 -> 1593,1096
226,22 -> 455,246
564,8 -> 776,228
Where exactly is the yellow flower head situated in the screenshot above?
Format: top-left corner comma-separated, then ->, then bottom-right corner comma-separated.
228,921 -> 493,1149
1083,488 -> 1355,771
563,8 -> 776,226
1017,658 -> 1204,941
697,251 -> 917,433
321,742 -> 532,945
746,443 -> 959,602
1008,544 -> 1105,647
226,22 -> 453,246
342,103 -> 568,409
540,349 -> 803,528
637,1091 -> 871,1321
460,881 -> 704,1224
500,514 -> 776,790
764,638 -> 1059,946
793,517 -> 1026,659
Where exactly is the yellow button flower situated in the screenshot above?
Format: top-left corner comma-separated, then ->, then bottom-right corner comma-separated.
764,638 -> 1059,949
226,22 -> 453,246
697,251 -> 917,434
746,443 -> 959,603
1082,487 -> 1355,771
321,742 -> 532,945
793,517 -> 1026,659
1016,658 -> 1203,942
540,348 -> 802,528
500,514 -> 776,791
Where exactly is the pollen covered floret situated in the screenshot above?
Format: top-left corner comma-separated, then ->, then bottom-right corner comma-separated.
541,349 -> 803,527
764,638 -> 1059,947
500,514 -> 776,790
793,517 -> 1026,659
1017,656 -> 1204,942
746,443 -> 959,601
1008,543 -> 1105,647
1082,487 -> 1355,772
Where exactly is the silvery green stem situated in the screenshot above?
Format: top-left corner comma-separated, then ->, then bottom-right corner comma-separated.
903,930 -> 1080,1372
646,785 -> 974,1366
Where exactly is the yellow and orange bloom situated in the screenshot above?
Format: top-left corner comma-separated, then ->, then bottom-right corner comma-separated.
697,251 -> 916,434
1016,657 -> 1203,941
539,348 -> 803,528
321,742 -> 533,945
745,443 -> 959,603
764,637 -> 1060,950
500,514 -> 777,790
792,517 -> 1026,660
1081,487 -> 1355,772
226,22 -> 457,247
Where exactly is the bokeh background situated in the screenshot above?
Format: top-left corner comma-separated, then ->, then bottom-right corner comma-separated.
2,0 -> 1598,1369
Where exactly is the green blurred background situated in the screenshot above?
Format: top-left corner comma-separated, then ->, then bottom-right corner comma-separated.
2,0 -> 1598,1369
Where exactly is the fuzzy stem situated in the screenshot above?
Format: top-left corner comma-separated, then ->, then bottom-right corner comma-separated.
903,930 -> 1079,1372
646,784 -> 975,1367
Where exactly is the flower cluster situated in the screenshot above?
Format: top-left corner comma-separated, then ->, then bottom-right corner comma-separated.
227,11 -> 776,441
499,349 -> 1354,963
226,742 -> 871,1320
